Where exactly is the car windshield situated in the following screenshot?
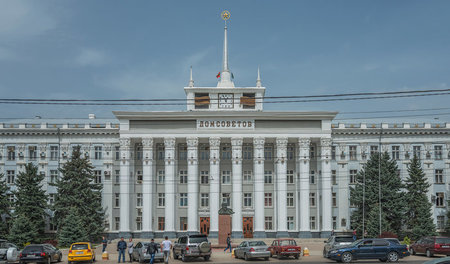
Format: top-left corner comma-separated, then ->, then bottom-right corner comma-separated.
335,237 -> 354,243
248,241 -> 266,246
280,240 -> 296,246
436,238 -> 450,244
72,244 -> 89,250
189,236 -> 208,243
23,246 -> 43,252
350,239 -> 362,248
386,239 -> 399,244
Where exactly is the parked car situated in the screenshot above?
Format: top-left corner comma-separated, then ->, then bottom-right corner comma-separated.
173,234 -> 211,262
0,239 -> 20,262
267,239 -> 301,259
323,235 -> 354,257
234,241 -> 270,261
327,238 -> 410,263
44,244 -> 62,262
410,236 -> 450,257
423,257 -> 450,264
67,242 -> 95,264
131,242 -> 163,263
20,244 -> 61,264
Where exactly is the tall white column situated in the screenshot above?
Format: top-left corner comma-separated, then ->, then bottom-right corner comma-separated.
209,137 -> 221,238
276,137 -> 289,237
321,138 -> 332,237
337,143 -> 349,230
231,137 -> 243,238
187,137 -> 199,234
298,137 -> 311,238
424,143 -> 436,223
142,138 -> 154,237
164,137 -> 176,237
119,137 -> 131,235
253,137 -> 266,238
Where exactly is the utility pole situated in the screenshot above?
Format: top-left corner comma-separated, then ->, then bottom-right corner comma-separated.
378,123 -> 382,236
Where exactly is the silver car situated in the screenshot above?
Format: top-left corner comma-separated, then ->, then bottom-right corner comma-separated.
131,242 -> 163,263
234,241 -> 270,261
323,235 -> 354,257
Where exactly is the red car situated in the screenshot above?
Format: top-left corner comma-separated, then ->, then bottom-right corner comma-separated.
267,239 -> 301,259
410,236 -> 450,257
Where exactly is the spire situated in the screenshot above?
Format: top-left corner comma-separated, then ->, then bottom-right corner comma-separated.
188,66 -> 194,87
217,18 -> 234,87
256,66 -> 262,87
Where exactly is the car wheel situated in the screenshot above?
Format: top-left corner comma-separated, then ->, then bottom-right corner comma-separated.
173,250 -> 178,260
295,254 -> 299,259
426,249 -> 433,257
387,251 -> 398,262
341,252 -> 353,263
410,248 -> 415,255
244,253 -> 249,261
203,255 -> 210,261
58,254 -> 62,262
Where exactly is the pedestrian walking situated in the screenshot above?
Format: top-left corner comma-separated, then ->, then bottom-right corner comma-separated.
128,238 -> 134,262
331,229 -> 335,237
102,236 -> 108,252
161,236 -> 172,264
146,238 -> 159,264
224,233 -> 232,253
117,237 -> 127,263
352,229 -> 357,241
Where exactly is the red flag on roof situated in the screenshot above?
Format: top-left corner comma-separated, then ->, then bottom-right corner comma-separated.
216,72 -> 221,78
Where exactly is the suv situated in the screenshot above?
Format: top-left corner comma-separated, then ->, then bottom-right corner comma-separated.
173,234 -> 211,262
323,235 -> 355,257
410,236 -> 450,257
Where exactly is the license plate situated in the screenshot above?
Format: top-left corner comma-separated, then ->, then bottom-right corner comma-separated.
288,249 -> 295,251
76,252 -> 84,254
442,246 -> 449,248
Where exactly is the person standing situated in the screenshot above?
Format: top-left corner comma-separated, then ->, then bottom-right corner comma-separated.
117,237 -> 127,263
102,236 -> 108,252
128,238 -> 134,263
224,233 -> 232,253
352,229 -> 357,241
161,236 -> 172,264
146,238 -> 159,264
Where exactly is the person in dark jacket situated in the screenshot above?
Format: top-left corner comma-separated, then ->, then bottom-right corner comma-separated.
102,236 -> 108,252
117,237 -> 127,263
146,238 -> 159,264
224,234 -> 232,253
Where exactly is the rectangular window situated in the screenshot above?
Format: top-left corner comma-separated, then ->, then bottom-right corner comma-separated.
264,170 -> 272,184
287,170 -> 294,184
94,146 -> 102,160
136,146 -> 142,161
332,216 -> 337,230
114,193 -> 120,208
221,145 -> 231,160
7,194 -> 15,206
200,193 -> 209,207
180,217 -> 187,231
243,193 -> 252,207
50,170 -> 58,184
287,216 -> 294,231
29,146 -> 37,160
435,146 -> 443,160
349,146 -> 357,160
265,216 -> 273,230
243,170 -> 252,183
136,170 -> 143,182
115,146 -> 120,160
179,193 -> 188,207
349,170 -> 357,184
436,192 -> 445,207
200,145 -> 210,160
264,193 -> 272,207
222,171 -> 231,184
200,171 -> 209,184
310,171 -> 315,184
332,193 -> 337,207
310,216 -> 316,230
287,144 -> 295,160
49,217 -> 57,231
115,217 -> 120,231
50,146 -> 58,160
136,216 -> 142,231
332,170 -> 337,185
136,193 -> 143,207
287,192 -> 294,207
331,146 -> 336,160
115,170 -> 120,183
158,170 -> 165,184
391,146 -> 400,160
158,193 -> 165,207
157,144 -> 165,160
178,145 -> 187,160
7,146 -> 15,161
310,146 -> 315,159
435,169 -> 444,184
264,146 -> 273,160
179,170 -> 188,184
222,193 -> 230,207
370,146 -> 378,156
6,170 -> 15,184
48,194 -> 55,205
413,146 -> 421,160
158,217 -> 165,231
94,170 -> 102,184
243,145 -> 252,160
437,216 -> 445,230
310,192 -> 316,207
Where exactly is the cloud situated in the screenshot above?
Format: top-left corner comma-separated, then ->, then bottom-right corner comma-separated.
75,48 -> 109,66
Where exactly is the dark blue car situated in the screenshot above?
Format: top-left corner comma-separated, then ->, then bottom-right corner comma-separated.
327,238 -> 410,263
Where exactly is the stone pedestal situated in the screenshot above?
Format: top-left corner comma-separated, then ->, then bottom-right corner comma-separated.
218,215 -> 231,246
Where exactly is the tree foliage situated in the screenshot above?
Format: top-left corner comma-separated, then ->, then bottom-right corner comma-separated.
57,208 -> 88,247
0,176 -> 10,237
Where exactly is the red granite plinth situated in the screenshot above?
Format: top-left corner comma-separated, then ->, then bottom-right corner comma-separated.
218,214 -> 231,246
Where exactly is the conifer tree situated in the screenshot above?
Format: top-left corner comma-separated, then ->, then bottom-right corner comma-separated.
8,214 -> 36,246
0,176 -> 10,237
350,152 -> 406,237
366,203 -> 391,237
57,208 -> 88,247
404,155 -> 436,240
52,146 -> 104,242
9,163 -> 47,244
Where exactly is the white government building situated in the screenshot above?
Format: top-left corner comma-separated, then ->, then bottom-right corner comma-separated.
1,23 -> 450,239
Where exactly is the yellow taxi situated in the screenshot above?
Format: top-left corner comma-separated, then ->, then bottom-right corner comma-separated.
68,242 -> 96,263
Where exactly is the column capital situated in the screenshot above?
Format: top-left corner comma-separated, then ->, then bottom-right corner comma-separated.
119,137 -> 131,148
298,137 -> 311,149
164,137 -> 176,149
276,137 -> 288,164
321,138 -> 332,162
142,137 -> 154,149
253,137 -> 265,148
276,137 -> 288,147
231,137 -> 243,147
186,137 -> 199,148
209,137 -> 221,149
320,138 -> 332,148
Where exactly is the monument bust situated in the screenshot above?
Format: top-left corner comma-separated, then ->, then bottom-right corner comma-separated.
218,202 -> 234,215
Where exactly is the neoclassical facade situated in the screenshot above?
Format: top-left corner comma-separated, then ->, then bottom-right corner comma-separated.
0,24 -> 449,239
